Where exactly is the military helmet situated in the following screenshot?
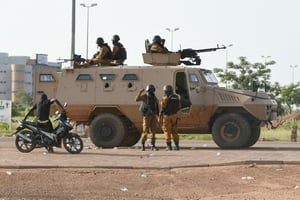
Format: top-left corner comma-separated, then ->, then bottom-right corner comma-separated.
146,84 -> 155,93
96,37 -> 104,45
112,34 -> 120,42
152,35 -> 162,44
163,85 -> 173,96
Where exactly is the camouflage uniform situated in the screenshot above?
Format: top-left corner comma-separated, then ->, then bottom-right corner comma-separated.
150,43 -> 169,53
161,93 -> 181,150
81,44 -> 112,67
135,88 -> 159,151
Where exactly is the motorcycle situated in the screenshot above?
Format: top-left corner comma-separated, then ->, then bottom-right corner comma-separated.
13,103 -> 83,154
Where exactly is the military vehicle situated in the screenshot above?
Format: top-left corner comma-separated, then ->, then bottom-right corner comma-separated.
33,46 -> 277,149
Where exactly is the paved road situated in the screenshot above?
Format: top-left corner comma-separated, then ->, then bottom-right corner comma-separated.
1,137 -> 300,169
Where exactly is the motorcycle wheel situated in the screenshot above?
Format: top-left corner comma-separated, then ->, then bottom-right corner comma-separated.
63,134 -> 83,154
15,130 -> 36,153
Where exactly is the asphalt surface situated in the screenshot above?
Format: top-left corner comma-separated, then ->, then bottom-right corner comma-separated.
1,136 -> 300,169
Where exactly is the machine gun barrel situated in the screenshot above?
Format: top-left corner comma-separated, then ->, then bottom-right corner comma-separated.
56,54 -> 86,63
194,45 -> 226,53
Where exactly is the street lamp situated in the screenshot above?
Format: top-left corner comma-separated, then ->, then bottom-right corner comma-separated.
165,28 -> 179,51
261,55 -> 271,66
261,56 -> 271,88
80,3 -> 98,59
290,65 -> 298,84
222,44 -> 233,88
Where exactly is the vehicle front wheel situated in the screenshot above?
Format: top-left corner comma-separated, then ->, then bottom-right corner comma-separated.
63,134 -> 83,154
89,113 -> 126,148
212,113 -> 251,149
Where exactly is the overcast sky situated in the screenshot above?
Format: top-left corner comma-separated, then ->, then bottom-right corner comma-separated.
1,0 -> 299,86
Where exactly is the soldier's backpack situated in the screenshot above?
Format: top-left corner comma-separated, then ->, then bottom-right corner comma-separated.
164,94 -> 180,115
114,43 -> 127,60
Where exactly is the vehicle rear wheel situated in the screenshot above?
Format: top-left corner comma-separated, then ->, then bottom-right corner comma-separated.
15,130 -> 36,153
212,113 -> 251,149
89,113 -> 126,148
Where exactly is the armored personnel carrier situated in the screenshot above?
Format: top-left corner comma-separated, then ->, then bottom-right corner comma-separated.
33,48 -> 277,149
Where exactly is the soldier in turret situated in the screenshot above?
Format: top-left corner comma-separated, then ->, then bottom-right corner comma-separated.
149,35 -> 169,53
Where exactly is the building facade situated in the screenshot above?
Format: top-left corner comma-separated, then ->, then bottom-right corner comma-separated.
0,52 -> 61,102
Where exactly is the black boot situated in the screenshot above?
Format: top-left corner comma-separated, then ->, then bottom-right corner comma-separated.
166,142 -> 172,151
174,141 -> 180,151
142,142 -> 146,151
151,140 -> 158,151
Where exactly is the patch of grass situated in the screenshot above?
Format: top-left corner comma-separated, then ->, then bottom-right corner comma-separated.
260,127 -> 292,141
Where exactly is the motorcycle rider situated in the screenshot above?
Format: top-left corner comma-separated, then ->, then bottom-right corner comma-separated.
25,93 -> 65,152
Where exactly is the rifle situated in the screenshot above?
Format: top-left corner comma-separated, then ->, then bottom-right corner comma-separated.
179,44 -> 226,66
57,54 -> 86,64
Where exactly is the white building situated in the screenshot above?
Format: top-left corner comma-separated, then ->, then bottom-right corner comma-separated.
0,52 -> 61,102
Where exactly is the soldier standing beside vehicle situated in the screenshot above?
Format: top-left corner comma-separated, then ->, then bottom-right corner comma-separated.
160,85 -> 181,150
135,84 -> 160,151
111,34 -> 127,65
77,37 -> 112,68
149,35 -> 169,53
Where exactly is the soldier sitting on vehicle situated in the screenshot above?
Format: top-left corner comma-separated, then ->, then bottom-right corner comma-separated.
75,37 -> 112,68
111,34 -> 127,65
149,35 -> 169,53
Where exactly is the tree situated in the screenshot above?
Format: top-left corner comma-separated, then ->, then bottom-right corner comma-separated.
213,56 -> 276,90
12,91 -> 33,117
278,83 -> 300,114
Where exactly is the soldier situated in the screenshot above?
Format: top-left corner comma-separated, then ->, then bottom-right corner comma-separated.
77,37 -> 112,68
160,85 -> 181,150
149,35 -> 169,53
135,84 -> 160,151
111,34 -> 127,65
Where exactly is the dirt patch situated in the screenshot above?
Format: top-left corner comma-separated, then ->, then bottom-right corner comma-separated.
1,165 -> 300,199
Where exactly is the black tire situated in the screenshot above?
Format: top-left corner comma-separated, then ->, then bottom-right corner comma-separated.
245,126 -> 261,148
120,128 -> 141,147
89,113 -> 126,148
15,130 -> 36,153
212,113 -> 251,149
63,134 -> 83,154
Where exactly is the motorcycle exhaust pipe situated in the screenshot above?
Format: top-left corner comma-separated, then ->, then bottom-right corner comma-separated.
17,133 -> 33,142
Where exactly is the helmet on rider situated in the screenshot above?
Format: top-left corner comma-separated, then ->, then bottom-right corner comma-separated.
163,85 -> 173,96
152,35 -> 162,44
112,34 -> 120,43
96,37 -> 104,46
146,84 -> 155,93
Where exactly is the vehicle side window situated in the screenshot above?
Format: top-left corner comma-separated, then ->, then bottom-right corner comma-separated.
76,74 -> 92,81
190,73 -> 199,83
122,74 -> 138,80
99,74 -> 115,81
39,74 -> 55,82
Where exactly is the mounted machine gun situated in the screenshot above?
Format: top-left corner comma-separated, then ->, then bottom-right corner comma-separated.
179,44 -> 226,65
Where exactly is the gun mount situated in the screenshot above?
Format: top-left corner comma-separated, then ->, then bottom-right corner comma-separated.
179,45 -> 226,65
143,45 -> 226,66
